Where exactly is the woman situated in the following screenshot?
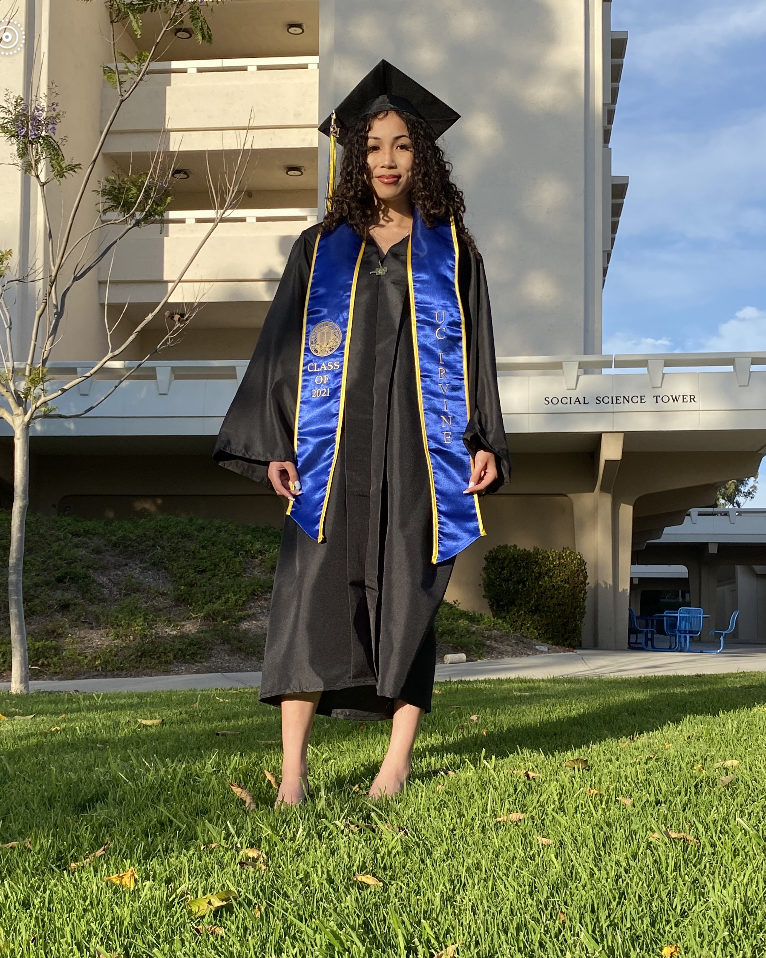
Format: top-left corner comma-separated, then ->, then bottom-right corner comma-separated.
214,61 -> 509,805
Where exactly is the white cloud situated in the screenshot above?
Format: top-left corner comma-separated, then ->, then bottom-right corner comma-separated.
696,306 -> 766,351
628,1 -> 766,78
602,332 -> 675,355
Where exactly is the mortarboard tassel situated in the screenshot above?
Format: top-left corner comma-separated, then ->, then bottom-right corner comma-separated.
326,111 -> 338,213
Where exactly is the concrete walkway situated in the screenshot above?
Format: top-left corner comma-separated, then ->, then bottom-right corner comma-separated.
2,646 -> 765,694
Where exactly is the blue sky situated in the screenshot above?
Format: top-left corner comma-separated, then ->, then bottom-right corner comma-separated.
603,0 -> 766,502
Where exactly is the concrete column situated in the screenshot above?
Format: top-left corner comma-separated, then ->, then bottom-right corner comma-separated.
699,561 -> 718,620
569,491 -> 598,647
568,433 -> 631,649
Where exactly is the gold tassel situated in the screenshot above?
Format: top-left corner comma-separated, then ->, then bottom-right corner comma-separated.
326,110 -> 338,213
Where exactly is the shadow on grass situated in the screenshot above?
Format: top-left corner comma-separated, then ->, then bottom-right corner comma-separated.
1,674 -> 765,832
416,673 -> 766,765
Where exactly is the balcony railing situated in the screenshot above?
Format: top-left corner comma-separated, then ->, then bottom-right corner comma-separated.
7,357 -> 764,443
102,57 -> 319,151
97,209 -> 319,303
496,353 -> 766,389
144,55 -> 319,74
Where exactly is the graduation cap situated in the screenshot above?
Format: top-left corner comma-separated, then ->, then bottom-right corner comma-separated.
319,59 -> 460,143
319,60 -> 459,211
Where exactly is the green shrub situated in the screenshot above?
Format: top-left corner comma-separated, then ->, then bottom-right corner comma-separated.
482,544 -> 587,647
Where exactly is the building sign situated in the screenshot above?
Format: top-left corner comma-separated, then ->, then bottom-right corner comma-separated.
541,390 -> 699,409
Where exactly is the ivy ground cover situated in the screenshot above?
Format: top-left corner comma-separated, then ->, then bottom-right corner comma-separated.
1,673 -> 765,957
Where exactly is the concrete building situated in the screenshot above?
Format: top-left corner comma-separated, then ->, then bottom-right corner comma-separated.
632,508 -> 766,644
1,0 -> 765,647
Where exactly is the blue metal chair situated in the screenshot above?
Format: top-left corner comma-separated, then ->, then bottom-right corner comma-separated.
654,610 -> 682,651
674,607 -> 704,651
687,609 -> 739,654
628,608 -> 656,649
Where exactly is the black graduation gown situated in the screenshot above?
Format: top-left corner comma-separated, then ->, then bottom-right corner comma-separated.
213,222 -> 509,720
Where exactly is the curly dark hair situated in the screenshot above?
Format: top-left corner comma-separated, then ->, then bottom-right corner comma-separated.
321,110 -> 476,252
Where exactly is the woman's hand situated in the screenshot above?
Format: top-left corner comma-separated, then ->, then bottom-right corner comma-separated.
463,449 -> 498,495
268,460 -> 301,502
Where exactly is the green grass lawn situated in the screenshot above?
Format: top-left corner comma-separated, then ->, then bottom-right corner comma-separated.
2,673 -> 766,958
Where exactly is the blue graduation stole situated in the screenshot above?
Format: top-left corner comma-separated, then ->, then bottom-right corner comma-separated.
287,210 -> 485,563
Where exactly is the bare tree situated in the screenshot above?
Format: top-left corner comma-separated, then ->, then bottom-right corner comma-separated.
0,0 -> 249,692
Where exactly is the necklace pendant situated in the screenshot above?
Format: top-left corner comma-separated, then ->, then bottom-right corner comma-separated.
371,262 -> 387,276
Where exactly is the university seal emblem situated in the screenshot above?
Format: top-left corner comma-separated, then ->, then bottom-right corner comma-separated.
309,321 -> 342,357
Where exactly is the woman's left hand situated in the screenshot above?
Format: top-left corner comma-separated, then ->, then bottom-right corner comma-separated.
463,449 -> 498,494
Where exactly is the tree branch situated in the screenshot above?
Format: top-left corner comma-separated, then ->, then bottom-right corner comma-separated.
26,0 -> 186,376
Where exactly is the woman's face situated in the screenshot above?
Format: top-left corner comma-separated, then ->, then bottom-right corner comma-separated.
365,111 -> 414,207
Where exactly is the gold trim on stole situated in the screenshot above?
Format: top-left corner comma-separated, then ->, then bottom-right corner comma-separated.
407,233 -> 441,564
317,238 -> 367,540
287,234 -> 321,518
450,218 -> 486,538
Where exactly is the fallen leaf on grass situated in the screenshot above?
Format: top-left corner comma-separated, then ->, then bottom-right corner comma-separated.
104,868 -> 137,890
586,788 -> 603,796
187,889 -> 237,917
202,843 -> 222,851
214,696 -> 230,702
95,949 -> 123,958
433,945 -> 460,958
137,718 -> 162,727
564,758 -> 590,770
694,764 -> 706,772
48,726 -> 61,733
714,759 -> 739,769
665,829 -> 699,845
336,819 -> 362,833
264,770 -> 278,789
558,911 -> 567,924
241,848 -> 266,861
215,730 -> 239,737
69,840 -> 110,870
354,874 -> 383,887
238,849 -> 267,871
511,769 -> 542,780
536,836 -> 553,846
253,905 -> 263,918
12,714 -> 36,720
470,715 -> 479,723
661,946 -> 681,957
1,839 -> 32,850
617,797 -> 633,806
719,774 -> 736,787
229,783 -> 256,811
495,813 -> 527,823
193,925 -> 225,937
0,713 -> 6,720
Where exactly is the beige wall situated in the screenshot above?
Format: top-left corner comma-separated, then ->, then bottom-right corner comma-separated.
321,0 -> 611,356
446,494 -> 575,613
45,0 -> 124,360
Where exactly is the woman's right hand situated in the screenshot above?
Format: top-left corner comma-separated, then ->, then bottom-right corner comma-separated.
268,461 -> 301,502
